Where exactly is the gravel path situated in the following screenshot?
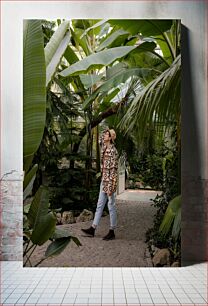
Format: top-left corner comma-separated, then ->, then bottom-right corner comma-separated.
28,198 -> 156,267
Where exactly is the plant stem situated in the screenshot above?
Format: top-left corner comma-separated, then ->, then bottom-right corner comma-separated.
147,20 -> 175,61
34,256 -> 48,267
151,51 -> 170,68
23,244 -> 37,267
23,241 -> 33,256
163,32 -> 175,61
23,240 -> 30,256
24,254 -> 32,267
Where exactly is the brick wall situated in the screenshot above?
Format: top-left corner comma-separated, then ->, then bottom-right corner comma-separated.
0,173 -> 23,261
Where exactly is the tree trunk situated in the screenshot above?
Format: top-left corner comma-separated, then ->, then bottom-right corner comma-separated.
70,98 -> 127,162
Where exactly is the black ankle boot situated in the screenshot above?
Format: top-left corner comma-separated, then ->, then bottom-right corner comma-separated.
103,229 -> 115,240
81,226 -> 95,237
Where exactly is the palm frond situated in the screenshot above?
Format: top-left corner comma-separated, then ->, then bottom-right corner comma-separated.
120,54 -> 181,138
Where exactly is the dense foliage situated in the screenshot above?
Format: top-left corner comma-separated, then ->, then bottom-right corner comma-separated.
23,18 -> 181,266
145,132 -> 181,264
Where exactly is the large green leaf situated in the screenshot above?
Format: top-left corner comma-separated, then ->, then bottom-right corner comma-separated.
23,155 -> 35,177
120,54 -> 181,136
44,21 -> 70,86
62,46 -> 86,93
106,62 -> 128,79
23,20 -> 46,159
46,32 -> 71,86
23,164 -> 38,200
83,19 -> 104,37
59,46 -> 137,77
155,20 -> 181,62
159,195 -> 181,239
126,48 -> 165,70
64,45 -> 79,65
45,227 -> 82,257
96,29 -> 129,51
102,88 -> 120,104
51,227 -> 72,239
109,20 -> 173,36
45,237 -> 71,257
126,41 -> 170,68
71,236 -> 82,246
44,21 -> 69,66
31,212 -> 56,246
154,34 -> 173,62
28,186 -> 56,246
80,19 -> 108,38
79,74 -> 103,89
71,27 -> 91,56
72,19 -> 90,29
83,67 -> 158,109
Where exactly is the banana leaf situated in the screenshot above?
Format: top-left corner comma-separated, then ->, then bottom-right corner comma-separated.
102,88 -> 120,104
96,29 -> 129,51
59,46 -> 137,77
51,227 -> 73,239
154,34 -> 173,63
23,164 -> 38,200
71,27 -> 91,56
106,62 -> 128,79
45,21 -> 69,66
28,186 -> 56,246
62,46 -> 86,93
45,237 -> 72,257
83,67 -> 158,109
45,235 -> 81,258
44,21 -> 70,86
80,19 -> 108,38
49,227 -> 82,249
64,45 -> 80,64
23,20 -> 46,161
46,32 -> 70,86
79,74 -> 103,89
109,20 -> 173,36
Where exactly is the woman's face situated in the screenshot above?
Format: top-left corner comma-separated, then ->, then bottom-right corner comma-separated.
104,131 -> 111,142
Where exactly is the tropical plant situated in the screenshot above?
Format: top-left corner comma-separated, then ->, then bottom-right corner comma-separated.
23,20 -> 81,266
23,20 -> 46,174
23,19 -> 70,181
145,140 -> 181,263
118,20 -> 181,142
159,195 -> 181,240
57,20 -> 171,165
23,186 -> 81,267
24,19 -> 182,267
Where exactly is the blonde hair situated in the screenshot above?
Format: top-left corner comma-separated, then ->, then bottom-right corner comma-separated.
109,129 -> 116,142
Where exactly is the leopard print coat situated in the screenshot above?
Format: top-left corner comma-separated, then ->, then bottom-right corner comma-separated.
101,143 -> 118,194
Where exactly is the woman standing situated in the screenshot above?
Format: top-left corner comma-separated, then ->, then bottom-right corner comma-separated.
81,129 -> 118,240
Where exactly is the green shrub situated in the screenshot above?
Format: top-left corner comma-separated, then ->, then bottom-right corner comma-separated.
145,144 -> 181,264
